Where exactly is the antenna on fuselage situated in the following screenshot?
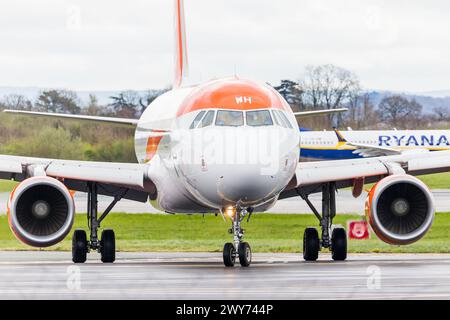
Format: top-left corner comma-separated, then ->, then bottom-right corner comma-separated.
174,0 -> 189,88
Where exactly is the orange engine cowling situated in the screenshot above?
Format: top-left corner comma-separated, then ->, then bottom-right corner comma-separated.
366,175 -> 434,245
7,177 -> 75,247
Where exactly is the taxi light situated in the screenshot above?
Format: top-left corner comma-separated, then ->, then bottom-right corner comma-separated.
226,207 -> 235,218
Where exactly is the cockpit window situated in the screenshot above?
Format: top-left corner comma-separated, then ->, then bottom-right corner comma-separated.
215,110 -> 244,127
199,110 -> 215,128
271,110 -> 281,126
246,110 -> 273,127
273,110 -> 293,129
190,111 -> 206,129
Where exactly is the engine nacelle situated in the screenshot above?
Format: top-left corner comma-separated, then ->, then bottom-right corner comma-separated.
7,177 -> 75,247
366,175 -> 434,245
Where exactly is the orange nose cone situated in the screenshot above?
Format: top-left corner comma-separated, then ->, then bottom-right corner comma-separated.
177,78 -> 291,116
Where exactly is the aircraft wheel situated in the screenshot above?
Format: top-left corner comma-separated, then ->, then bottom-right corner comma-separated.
72,229 -> 88,263
331,227 -> 347,261
303,227 -> 320,261
223,243 -> 236,267
238,242 -> 252,267
100,229 -> 116,263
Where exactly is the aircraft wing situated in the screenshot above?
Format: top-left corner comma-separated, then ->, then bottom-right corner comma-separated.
283,150 -> 450,197
0,155 -> 154,202
346,142 -> 402,157
3,110 -> 139,127
293,108 -> 348,118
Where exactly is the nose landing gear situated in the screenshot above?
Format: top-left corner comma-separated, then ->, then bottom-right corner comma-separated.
300,182 -> 347,262
222,207 -> 253,267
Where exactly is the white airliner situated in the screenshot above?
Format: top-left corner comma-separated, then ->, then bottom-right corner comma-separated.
2,0 -> 450,267
300,128 -> 450,160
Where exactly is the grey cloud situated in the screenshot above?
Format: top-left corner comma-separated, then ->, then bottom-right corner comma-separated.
0,0 -> 449,92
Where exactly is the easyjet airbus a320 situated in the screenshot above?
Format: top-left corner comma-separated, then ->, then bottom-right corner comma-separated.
2,0 -> 449,267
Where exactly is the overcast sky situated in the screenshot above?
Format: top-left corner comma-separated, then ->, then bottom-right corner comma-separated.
0,0 -> 449,93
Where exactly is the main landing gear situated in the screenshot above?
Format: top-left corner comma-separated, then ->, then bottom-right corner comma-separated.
223,207 -> 253,267
72,182 -> 128,263
300,182 -> 347,262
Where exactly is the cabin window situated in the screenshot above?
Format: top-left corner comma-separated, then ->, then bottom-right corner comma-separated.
190,111 -> 206,129
246,110 -> 273,127
215,110 -> 244,127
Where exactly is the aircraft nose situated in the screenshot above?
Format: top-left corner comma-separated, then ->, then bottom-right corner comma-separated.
177,126 -> 298,207
217,165 -> 279,204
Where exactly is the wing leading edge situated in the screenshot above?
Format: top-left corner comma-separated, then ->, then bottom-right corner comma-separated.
0,155 -> 154,202
4,110 -> 139,127
290,150 -> 450,190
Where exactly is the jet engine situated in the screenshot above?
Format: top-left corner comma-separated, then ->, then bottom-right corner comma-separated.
365,175 -> 434,245
7,177 -> 75,247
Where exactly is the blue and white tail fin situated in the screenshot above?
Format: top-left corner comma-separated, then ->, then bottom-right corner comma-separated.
174,0 -> 189,88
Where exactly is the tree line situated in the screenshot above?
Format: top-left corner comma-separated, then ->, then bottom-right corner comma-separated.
0,64 -> 448,163
0,89 -> 168,118
1,65 -> 448,130
273,64 -> 449,130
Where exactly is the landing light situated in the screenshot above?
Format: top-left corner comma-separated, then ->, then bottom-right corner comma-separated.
226,206 -> 235,218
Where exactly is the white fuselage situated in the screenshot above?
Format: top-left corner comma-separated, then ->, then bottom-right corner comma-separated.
134,78 -> 300,214
300,130 -> 450,160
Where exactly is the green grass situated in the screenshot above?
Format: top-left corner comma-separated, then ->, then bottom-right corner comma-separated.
0,180 -> 18,192
1,212 -> 450,253
418,172 -> 450,189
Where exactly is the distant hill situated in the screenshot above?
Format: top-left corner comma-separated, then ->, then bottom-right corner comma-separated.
419,90 -> 450,98
366,90 -> 450,114
1,86 -> 449,114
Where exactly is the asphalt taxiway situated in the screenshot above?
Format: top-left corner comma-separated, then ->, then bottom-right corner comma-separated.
1,252 -> 450,299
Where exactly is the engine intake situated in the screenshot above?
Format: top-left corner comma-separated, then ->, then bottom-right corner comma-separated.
8,177 -> 75,247
366,175 -> 434,245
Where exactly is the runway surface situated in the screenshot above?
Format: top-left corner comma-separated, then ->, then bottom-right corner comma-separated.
1,251 -> 450,299
2,189 -> 450,214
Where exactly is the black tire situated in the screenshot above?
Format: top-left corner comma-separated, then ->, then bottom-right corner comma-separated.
100,229 -> 116,263
303,228 -> 320,261
238,242 -> 252,267
223,243 -> 236,267
72,229 -> 87,263
331,227 -> 347,261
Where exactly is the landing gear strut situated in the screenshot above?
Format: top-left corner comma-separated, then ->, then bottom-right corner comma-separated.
223,207 -> 253,267
300,182 -> 347,261
72,183 -> 128,263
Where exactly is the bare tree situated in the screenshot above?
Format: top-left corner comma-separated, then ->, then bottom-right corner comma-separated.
378,95 -> 422,128
344,92 -> 379,129
0,94 -> 33,110
84,94 -> 104,116
433,106 -> 450,122
300,64 -> 361,127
